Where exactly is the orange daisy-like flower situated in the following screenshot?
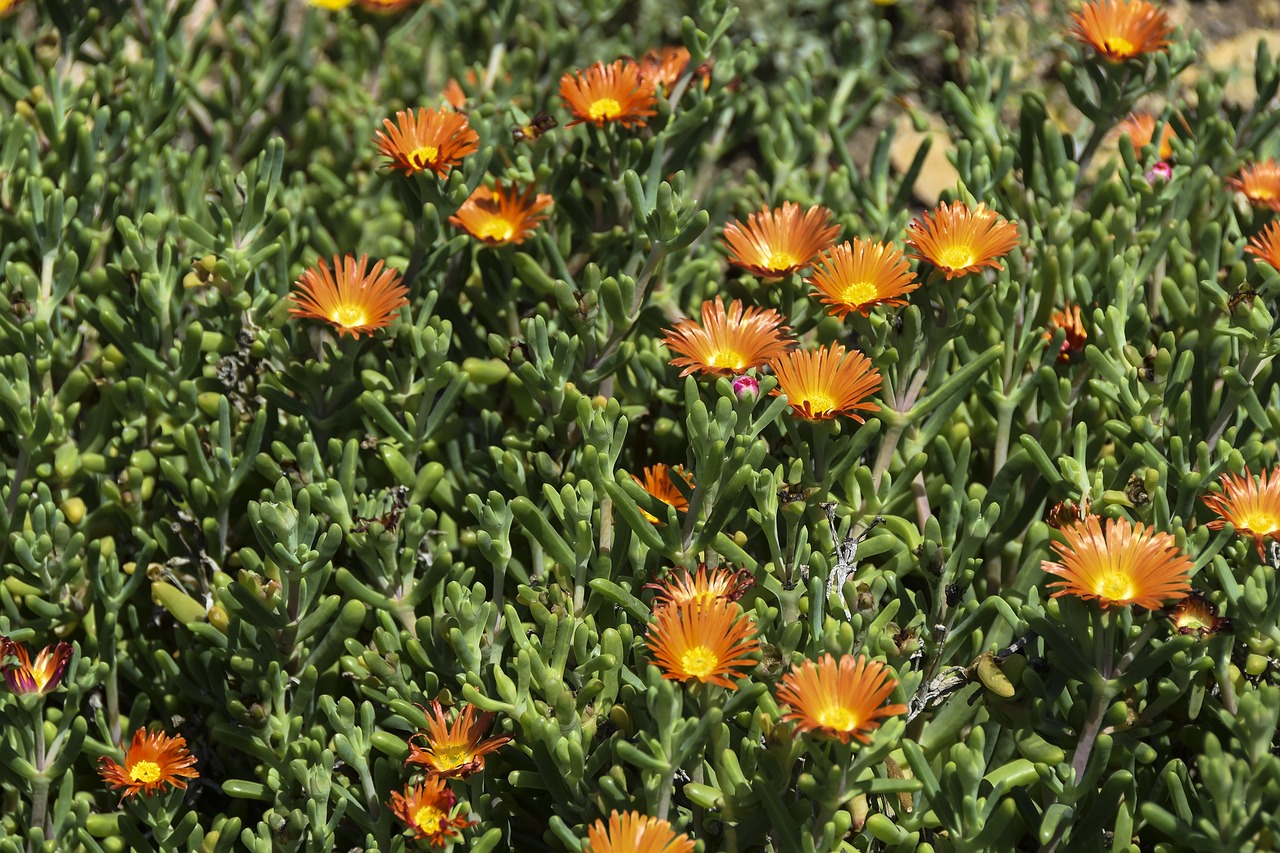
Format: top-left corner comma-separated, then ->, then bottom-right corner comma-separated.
769,343 -> 881,422
905,201 -> 1020,280
389,777 -> 472,846
1115,112 -> 1177,160
374,107 -> 480,178
1046,303 -> 1087,364
775,654 -> 908,745
660,296 -> 794,377
1246,221 -> 1280,270
645,598 -> 760,689
443,78 -> 466,110
638,46 -> 693,93
98,729 -> 200,802
632,464 -> 693,524
1042,515 -> 1192,610
1229,160 -> 1280,212
288,254 -> 409,339
1069,0 -> 1173,61
644,565 -> 756,610
448,182 -> 553,246
1203,469 -> 1280,558
723,202 -> 841,279
560,60 -> 658,129
806,239 -> 919,319
405,700 -> 512,779
585,810 -> 695,853
1,638 -> 73,695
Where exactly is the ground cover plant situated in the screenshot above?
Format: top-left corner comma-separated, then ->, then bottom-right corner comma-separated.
2,0 -> 1280,850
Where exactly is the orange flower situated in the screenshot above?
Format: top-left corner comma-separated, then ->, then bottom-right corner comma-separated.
443,78 -> 466,110
769,343 -> 881,422
585,810 -> 695,853
405,700 -> 512,779
288,254 -> 409,339
775,654 -> 908,745
560,60 -> 657,129
660,296 -> 794,377
632,465 -> 693,524
1069,0 -> 1172,61
1042,515 -> 1192,610
645,565 -> 755,610
645,599 -> 759,689
1246,221 -> 1280,270
1203,469 -> 1280,558
806,239 -> 918,319
389,777 -> 471,845
722,202 -> 840,279
374,107 -> 479,177
905,201 -> 1019,280
356,0 -> 415,11
1046,303 -> 1087,364
638,46 -> 693,93
448,182 -> 553,246
1115,112 -> 1176,160
1229,160 -> 1280,212
98,729 -> 200,802
1,639 -> 72,695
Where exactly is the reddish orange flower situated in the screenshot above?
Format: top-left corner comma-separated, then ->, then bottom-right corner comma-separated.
1229,160 -> 1280,212
905,201 -> 1020,280
389,777 -> 471,846
356,0 -> 415,11
98,729 -> 200,802
1246,221 -> 1280,270
646,599 -> 760,689
806,239 -> 918,319
1,639 -> 72,695
405,700 -> 511,779
1069,0 -> 1172,61
585,810 -> 695,853
443,78 -> 466,110
1046,303 -> 1087,364
769,343 -> 881,422
560,60 -> 657,129
448,182 -> 553,246
645,565 -> 756,610
632,465 -> 693,524
723,202 -> 840,279
374,107 -> 479,177
775,654 -> 908,745
638,46 -> 701,94
1042,515 -> 1192,610
660,296 -> 794,377
288,254 -> 409,339
1115,112 -> 1177,160
1203,469 -> 1280,558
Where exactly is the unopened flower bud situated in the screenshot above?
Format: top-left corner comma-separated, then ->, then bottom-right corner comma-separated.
1146,161 -> 1172,183
731,374 -> 758,398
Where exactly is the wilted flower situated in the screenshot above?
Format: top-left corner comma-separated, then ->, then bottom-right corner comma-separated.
374,107 -> 480,177
405,700 -> 512,779
732,374 -> 759,398
1042,515 -> 1192,610
722,202 -> 840,279
560,60 -> 657,129
769,343 -> 881,422
1164,591 -> 1231,638
98,729 -> 200,802
585,811 -> 694,853
1046,303 -> 1087,363
645,598 -> 760,688
905,201 -> 1019,280
632,464 -> 693,524
661,296 -> 794,377
1069,0 -> 1172,61
806,238 -> 918,319
288,255 -> 409,339
645,565 -> 755,610
1116,112 -> 1177,160
1,638 -> 72,696
1229,160 -> 1280,211
1202,468 -> 1280,558
1045,498 -> 1089,529
775,654 -> 908,744
388,777 -> 471,845
1245,221 -> 1280,270
448,182 -> 553,246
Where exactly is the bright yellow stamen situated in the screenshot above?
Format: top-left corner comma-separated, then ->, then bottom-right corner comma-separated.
681,646 -> 718,678
802,391 -> 837,414
938,244 -> 976,271
588,98 -> 622,121
409,145 -> 440,170
1237,511 -> 1280,533
129,760 -> 163,784
432,746 -> 471,771
816,705 -> 859,731
765,249 -> 798,272
1096,571 -> 1134,602
331,304 -> 367,328
1104,36 -> 1136,56
840,280 -> 879,306
707,348 -> 747,369
1251,188 -> 1277,201
474,217 -> 515,243
413,805 -> 444,834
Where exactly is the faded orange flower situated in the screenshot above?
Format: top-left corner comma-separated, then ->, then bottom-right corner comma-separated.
769,343 -> 881,422
288,254 -> 409,339
632,465 -> 693,524
585,810 -> 695,853
0,639 -> 72,695
449,182 -> 553,246
1203,469 -> 1280,559
405,700 -> 511,779
1046,303 -> 1087,364
389,777 -> 471,845
443,78 -> 466,110
638,46 -> 699,94
1246,221 -> 1280,270
1115,112 -> 1177,160
723,202 -> 840,279
1042,515 -> 1192,610
905,201 -> 1019,280
645,565 -> 755,610
775,654 -> 908,744
1070,0 -> 1172,61
645,598 -> 759,689
1229,160 -> 1280,211
660,296 -> 794,377
374,107 -> 480,177
98,729 -> 200,802
560,60 -> 657,129
807,239 -> 918,318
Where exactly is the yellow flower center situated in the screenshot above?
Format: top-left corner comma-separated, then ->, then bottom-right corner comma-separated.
331,304 -> 367,328
432,745 -> 472,772
129,760 -> 163,784
707,347 -> 747,370
588,98 -> 623,121
1251,187 -> 1276,201
474,216 -> 515,243
1236,510 -> 1280,534
765,249 -> 799,272
413,805 -> 444,835
816,705 -> 859,732
938,244 -> 976,271
801,390 -> 837,415
1104,36 -> 1136,57
409,145 -> 440,170
1095,569 -> 1134,602
680,645 -> 719,678
840,279 -> 879,306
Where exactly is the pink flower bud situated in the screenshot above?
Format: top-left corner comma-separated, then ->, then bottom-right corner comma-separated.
1146,161 -> 1172,183
731,374 -> 758,398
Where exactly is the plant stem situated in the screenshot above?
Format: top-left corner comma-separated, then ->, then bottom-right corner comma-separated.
28,705 -> 49,852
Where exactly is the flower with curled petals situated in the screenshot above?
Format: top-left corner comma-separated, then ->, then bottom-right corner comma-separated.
1,639 -> 72,695
374,107 -> 479,177
98,729 -> 200,802
405,700 -> 511,779
560,60 -> 657,129
389,778 -> 471,845
1246,221 -> 1280,271
645,565 -> 755,611
1203,468 -> 1280,559
449,182 -> 553,246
